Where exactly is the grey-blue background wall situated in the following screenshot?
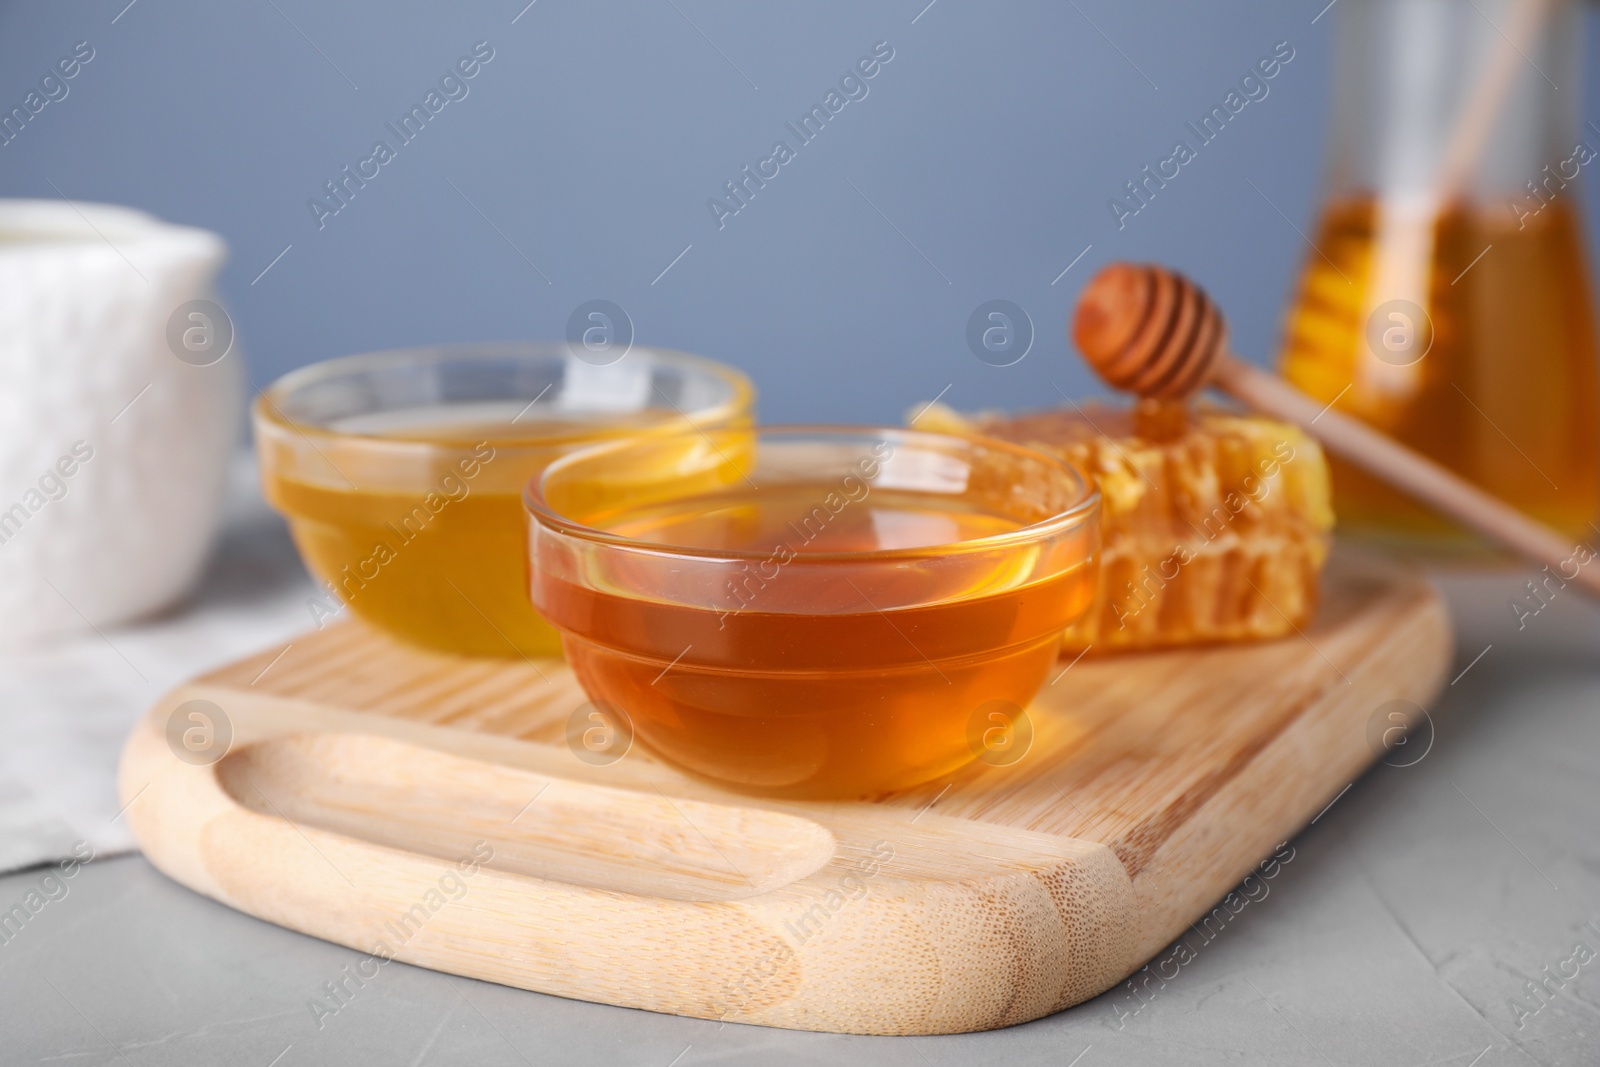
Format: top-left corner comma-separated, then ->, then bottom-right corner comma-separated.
3,0 -> 1599,424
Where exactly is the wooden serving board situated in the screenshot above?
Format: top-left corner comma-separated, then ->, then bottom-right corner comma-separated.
119,551 -> 1451,1036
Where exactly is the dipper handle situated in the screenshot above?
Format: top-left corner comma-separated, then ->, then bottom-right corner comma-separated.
1073,261 -> 1600,600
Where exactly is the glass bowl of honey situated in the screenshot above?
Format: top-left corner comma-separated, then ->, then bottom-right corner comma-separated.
525,425 -> 1101,798
255,343 -> 753,657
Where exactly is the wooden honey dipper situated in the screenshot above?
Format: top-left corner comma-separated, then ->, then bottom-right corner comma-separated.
1073,262 -> 1600,600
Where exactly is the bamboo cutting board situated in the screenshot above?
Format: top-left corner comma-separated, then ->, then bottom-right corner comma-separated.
119,551 -> 1451,1035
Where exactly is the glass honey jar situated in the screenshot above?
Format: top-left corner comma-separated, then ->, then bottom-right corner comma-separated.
1279,0 -> 1600,550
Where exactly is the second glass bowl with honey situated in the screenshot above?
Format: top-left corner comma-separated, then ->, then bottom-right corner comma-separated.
525,426 -> 1101,797
255,343 -> 753,657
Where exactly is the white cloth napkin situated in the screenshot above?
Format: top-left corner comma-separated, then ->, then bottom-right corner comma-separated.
0,453 -> 318,873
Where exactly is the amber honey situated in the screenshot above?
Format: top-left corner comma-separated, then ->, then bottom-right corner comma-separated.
269,410 -> 576,657
538,487 -> 1092,796
255,345 -> 754,658
266,406 -> 749,657
1280,196 -> 1600,547
527,428 -> 1100,798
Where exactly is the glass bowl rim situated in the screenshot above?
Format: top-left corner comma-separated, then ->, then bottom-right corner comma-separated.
253,341 -> 755,449
524,423 -> 1101,564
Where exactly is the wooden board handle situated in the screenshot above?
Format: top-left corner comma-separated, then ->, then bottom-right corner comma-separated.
120,685 -> 1140,1035
1213,354 -> 1599,595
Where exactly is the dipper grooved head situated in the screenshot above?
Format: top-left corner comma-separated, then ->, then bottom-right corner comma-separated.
1072,263 -> 1227,401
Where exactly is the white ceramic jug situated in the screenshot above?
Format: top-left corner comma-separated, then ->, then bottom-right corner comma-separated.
0,199 -> 243,640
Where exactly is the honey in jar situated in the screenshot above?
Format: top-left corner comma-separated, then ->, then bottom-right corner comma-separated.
1277,0 -> 1600,548
1280,196 -> 1600,547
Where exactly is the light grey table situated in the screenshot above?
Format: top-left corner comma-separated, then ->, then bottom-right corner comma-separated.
3,553 -> 1598,1065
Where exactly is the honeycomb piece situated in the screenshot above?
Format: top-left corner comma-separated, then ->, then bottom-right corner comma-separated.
912,401 -> 1334,653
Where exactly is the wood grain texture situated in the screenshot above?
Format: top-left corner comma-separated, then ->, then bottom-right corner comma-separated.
119,550 -> 1451,1035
